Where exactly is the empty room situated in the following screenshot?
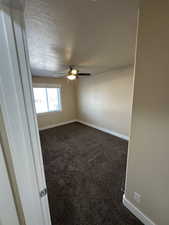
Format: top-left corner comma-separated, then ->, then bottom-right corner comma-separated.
25,0 -> 140,224
0,1 -> 169,225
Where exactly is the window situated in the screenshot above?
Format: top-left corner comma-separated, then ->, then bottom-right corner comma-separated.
33,87 -> 61,114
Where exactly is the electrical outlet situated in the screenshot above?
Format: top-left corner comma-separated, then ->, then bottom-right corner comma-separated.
133,192 -> 141,203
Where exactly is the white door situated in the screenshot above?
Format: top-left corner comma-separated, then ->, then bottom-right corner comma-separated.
0,4 -> 51,225
0,143 -> 20,225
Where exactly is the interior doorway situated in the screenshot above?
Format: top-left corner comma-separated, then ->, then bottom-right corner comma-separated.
24,0 -> 141,224
0,0 -> 143,225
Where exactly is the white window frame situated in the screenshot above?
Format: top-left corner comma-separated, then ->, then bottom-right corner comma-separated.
33,83 -> 62,115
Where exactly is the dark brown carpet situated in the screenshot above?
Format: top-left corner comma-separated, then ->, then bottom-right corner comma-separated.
40,122 -> 143,225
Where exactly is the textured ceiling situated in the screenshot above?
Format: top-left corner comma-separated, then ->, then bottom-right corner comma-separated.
0,0 -> 24,9
24,0 -> 138,77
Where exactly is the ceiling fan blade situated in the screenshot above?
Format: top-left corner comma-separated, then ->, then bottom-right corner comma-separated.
78,73 -> 91,76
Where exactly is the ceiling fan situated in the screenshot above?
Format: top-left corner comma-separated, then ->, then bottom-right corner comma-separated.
66,66 -> 91,80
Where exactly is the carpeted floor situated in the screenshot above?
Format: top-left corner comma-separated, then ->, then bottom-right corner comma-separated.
40,122 -> 143,225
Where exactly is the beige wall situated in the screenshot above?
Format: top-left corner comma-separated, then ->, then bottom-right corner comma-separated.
76,67 -> 134,138
125,1 -> 169,225
32,77 -> 77,129
32,68 -> 134,137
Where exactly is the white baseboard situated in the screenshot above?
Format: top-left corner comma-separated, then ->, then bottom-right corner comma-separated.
123,195 -> 156,225
39,119 -> 77,131
77,120 -> 129,141
39,119 -> 129,141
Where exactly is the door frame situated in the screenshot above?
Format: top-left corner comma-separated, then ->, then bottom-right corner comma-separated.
13,7 -> 52,225
0,142 -> 20,225
0,4 -> 51,225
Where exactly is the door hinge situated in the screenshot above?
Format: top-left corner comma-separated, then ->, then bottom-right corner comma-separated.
40,188 -> 47,198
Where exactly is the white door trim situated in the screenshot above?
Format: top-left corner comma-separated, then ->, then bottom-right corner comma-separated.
0,143 -> 20,225
0,5 -> 51,225
13,10 -> 51,225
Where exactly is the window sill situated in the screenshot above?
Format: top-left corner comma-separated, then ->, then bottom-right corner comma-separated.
37,110 -> 62,116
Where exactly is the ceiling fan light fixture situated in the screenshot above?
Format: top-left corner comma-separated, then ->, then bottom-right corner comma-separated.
71,69 -> 78,75
67,74 -> 76,80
